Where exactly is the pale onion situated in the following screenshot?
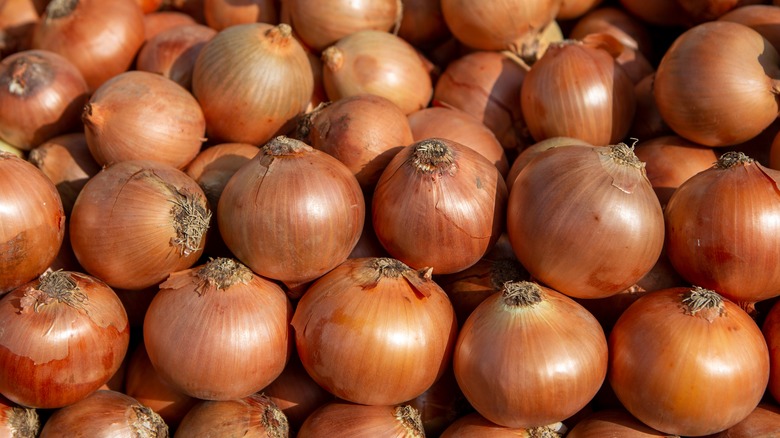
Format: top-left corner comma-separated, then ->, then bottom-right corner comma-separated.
136,24 -> 217,90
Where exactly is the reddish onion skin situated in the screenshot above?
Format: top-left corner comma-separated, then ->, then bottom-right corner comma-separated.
630,73 -> 672,142
38,390 -> 168,437
569,7 -> 652,57
507,143 -> 664,299
185,142 -> 261,212
664,152 -> 780,303
372,138 -> 508,275
0,0 -> 39,58
763,300 -> 780,404
719,5 -> 780,52
297,402 -> 426,438
618,0 -> 692,27
405,367 -> 470,437
397,0 -> 451,50
0,152 -> 65,294
654,21 -> 780,147
69,160 -> 211,291
609,287 -> 770,436
706,403 -> 780,438
566,409 -> 673,437
32,0 -> 145,92
677,0 -> 764,23
144,258 -> 292,401
136,24 -> 217,91
440,413 -> 564,437
292,257 -> 457,406
0,271 -> 130,409
506,136 -> 593,191
0,394 -> 39,437
204,0 -> 277,31
176,393 -> 289,437
143,11 -> 198,40
0,49 -> 88,150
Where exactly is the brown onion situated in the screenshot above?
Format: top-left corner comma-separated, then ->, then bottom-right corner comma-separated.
143,11 -> 198,41
566,409 -> 674,437
372,138 -> 507,274
677,0 -> 764,23
454,281 -> 608,428
0,138 -> 23,157
169,0 -> 206,24
719,5 -> 780,52
569,7 -> 652,57
136,24 -> 217,90
39,390 -> 167,437
292,257 -> 457,405
618,0 -> 692,27
137,0 -> 163,13
408,106 -> 509,177
507,143 -> 664,299
630,73 -> 672,141
193,23 -> 313,145
184,142 -> 260,212
0,394 -> 39,437
654,21 -> 780,147
0,152 -> 65,294
218,136 -> 364,289
0,0 -> 39,58
83,71 -> 205,169
0,271 -> 130,408
397,0 -> 451,50
322,30 -> 433,115
441,413 -> 565,437
298,403 -> 426,438
69,160 -> 210,290
28,132 -> 101,214
609,287 -> 770,436
144,258 -> 292,401
506,136 -> 593,191
32,0 -> 145,92
0,50 -> 88,150
707,403 -> 780,438
406,367 -> 470,437
176,393 -> 288,437
204,0 -> 277,31
557,0 -> 602,20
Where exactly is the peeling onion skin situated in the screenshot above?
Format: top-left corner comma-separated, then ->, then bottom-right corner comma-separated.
609,287 -> 770,436
38,390 -> 168,437
176,393 -> 289,437
203,0 -> 278,31
0,271 -> 130,409
297,402 -> 426,438
762,300 -> 780,405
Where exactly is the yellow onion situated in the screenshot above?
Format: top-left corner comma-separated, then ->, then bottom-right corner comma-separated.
298,403 -> 426,437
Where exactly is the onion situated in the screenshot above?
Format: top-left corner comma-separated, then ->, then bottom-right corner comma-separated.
630,73 -> 672,142
0,50 -> 88,150
618,0 -> 692,27
0,394 -> 39,437
566,409 -> 673,437
707,403 -> 780,437
143,11 -> 198,40
0,138 -> 24,157
286,0 -> 401,52
609,287 -> 770,436
322,30 -> 433,115
0,0 -> 39,58
297,94 -> 413,190
520,35 -> 636,145
406,368 -> 470,437
38,390 -> 168,437
176,393 -> 288,437
297,402 -> 426,437
0,271 -> 130,408
397,0 -> 451,50
185,142 -> 260,212
455,281 -> 607,428
204,0 -> 277,30
0,152 -> 65,294
557,0 -> 602,20
433,50 -> 531,152
32,0 -> 145,92
113,286 -> 158,329
218,136 -> 364,290
507,143 -> 664,299
654,21 -> 780,147
28,133 -> 100,215
69,160 -> 211,290
292,257 -> 457,405
441,413 -> 566,437
719,5 -> 780,52
137,0 -> 163,13
136,24 -> 217,91
408,106 -> 509,177
169,0 -> 206,24
192,22 -> 313,145
506,136 -> 593,191
664,151 -> 780,303
144,257 -> 292,400
569,6 -> 653,59
762,299 -> 780,404
677,0 -> 764,23
372,138 -> 508,274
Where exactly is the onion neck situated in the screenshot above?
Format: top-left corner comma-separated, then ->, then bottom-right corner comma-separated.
502,281 -> 543,307
245,394 -> 288,438
682,286 -> 725,321
263,135 -> 312,156
170,191 -> 211,257
8,407 -> 39,438
45,0 -> 78,20
322,46 -> 344,72
394,405 -> 425,438
606,142 -> 643,169
364,258 -> 434,298
196,258 -> 253,291
265,23 -> 293,46
528,423 -> 565,438
20,271 -> 88,313
716,151 -> 753,169
410,139 -> 456,175
130,405 -> 169,438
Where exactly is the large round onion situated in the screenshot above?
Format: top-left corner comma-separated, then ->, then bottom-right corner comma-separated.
176,393 -> 288,437
297,402 -> 426,437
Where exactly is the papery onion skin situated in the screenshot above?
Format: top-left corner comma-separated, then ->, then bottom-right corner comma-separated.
664,152 -> 780,303
292,257 -> 457,406
654,21 -> 780,147
0,49 -> 88,150
0,152 -> 65,294
69,160 -> 211,290
372,138 -> 508,275
297,402 -> 426,438
566,409 -> 673,437
136,24 -> 217,91
143,258 -> 292,401
609,287 -> 770,436
0,271 -> 130,409
192,23 -> 313,145
405,367 -> 470,437
440,413 -> 565,437
0,394 -> 39,437
38,390 -> 168,438
618,0 -> 692,27
630,73 -> 672,141
507,143 -> 664,299
707,403 -> 780,438
175,393 -> 288,437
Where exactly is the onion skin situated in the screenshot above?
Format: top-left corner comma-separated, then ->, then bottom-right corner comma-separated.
405,367 -> 470,437
204,0 -> 277,31
292,257 -> 457,406
441,413 -> 565,437
136,24 -> 217,91
297,402 -> 426,438
569,6 -> 652,57
0,271 -> 130,409
609,287 -> 770,436
0,394 -> 39,437
143,11 -> 198,40
397,0 -> 451,50
0,152 -> 65,294
763,300 -> 780,404
143,258 -> 292,401
176,394 -> 288,437
0,0 -> 39,58
506,136 -> 593,191
630,73 -> 672,141
654,21 -> 780,147
566,409 -> 672,437
185,142 -> 260,212
618,0 -> 692,27
83,71 -> 206,169
705,403 -> 780,438
0,49 -> 88,150
719,5 -> 780,53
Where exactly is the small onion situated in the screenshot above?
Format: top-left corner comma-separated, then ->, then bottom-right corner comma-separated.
0,394 -> 39,437
143,11 -> 198,40
405,368 -> 470,437
292,257 -> 457,406
322,30 -> 433,115
203,0 -> 277,31
707,403 -> 780,438
441,413 -> 565,437
176,393 -> 288,437
0,49 -> 88,150
609,287 -> 770,436
506,136 -> 593,191
185,142 -> 260,212
83,71 -> 206,169
136,24 -> 217,90
618,0 -> 692,27
38,390 -> 168,437
719,5 -> 780,52
32,0 -> 145,92
143,258 -> 292,400
677,0 -> 764,23
0,271 -> 130,409
569,6 -> 653,57
566,409 -> 673,437
69,160 -> 211,290
169,0 -> 206,24
192,22 -> 313,145
397,0 -> 451,50
297,403 -> 426,438
0,152 -> 65,294
372,138 -> 508,274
